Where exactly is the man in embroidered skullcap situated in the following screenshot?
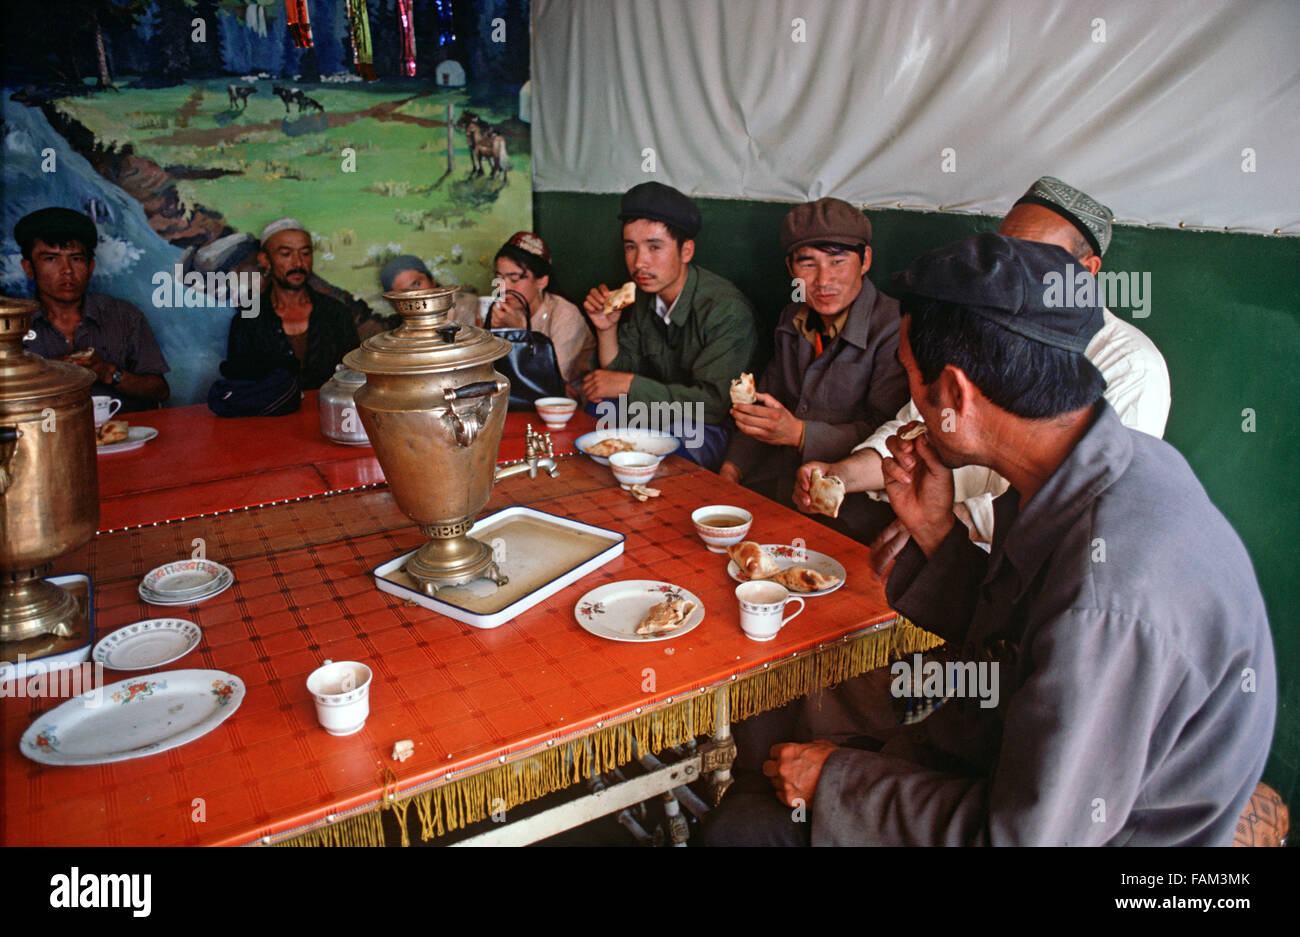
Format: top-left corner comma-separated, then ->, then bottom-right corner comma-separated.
704,233 -> 1274,846
220,218 -> 358,391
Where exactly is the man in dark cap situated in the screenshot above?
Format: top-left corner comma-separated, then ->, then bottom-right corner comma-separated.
798,176 -> 1170,556
17,207 -> 170,410
581,182 -> 756,469
703,233 -> 1274,845
719,198 -> 907,536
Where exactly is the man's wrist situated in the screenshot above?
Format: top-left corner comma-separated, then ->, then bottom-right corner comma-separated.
913,518 -> 958,558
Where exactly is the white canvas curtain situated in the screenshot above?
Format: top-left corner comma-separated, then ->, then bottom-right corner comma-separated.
532,0 -> 1299,234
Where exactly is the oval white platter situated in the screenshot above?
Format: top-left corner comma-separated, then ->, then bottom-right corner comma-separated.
92,619 -> 201,670
141,559 -> 231,597
20,669 -> 244,766
96,426 -> 158,455
574,580 -> 704,643
574,429 -> 680,465
138,566 -> 234,606
726,544 -> 847,597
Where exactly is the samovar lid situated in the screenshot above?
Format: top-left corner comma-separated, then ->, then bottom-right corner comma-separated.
0,297 -> 95,412
343,286 -> 511,375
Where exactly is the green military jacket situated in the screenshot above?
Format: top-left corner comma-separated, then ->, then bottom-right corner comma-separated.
608,265 -> 757,425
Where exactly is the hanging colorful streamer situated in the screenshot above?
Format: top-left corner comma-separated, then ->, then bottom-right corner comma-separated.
397,0 -> 417,77
345,0 -> 375,80
285,0 -> 314,50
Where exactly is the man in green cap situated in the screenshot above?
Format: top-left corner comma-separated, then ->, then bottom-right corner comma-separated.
581,182 -> 757,470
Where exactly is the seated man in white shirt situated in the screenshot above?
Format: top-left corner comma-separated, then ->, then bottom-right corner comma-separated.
795,176 -> 1171,566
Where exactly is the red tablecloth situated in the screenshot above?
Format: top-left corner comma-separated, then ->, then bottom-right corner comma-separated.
96,393 -> 597,531
4,457 -> 898,846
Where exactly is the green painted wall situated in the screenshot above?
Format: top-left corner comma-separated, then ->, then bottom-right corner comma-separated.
536,189 -> 1300,820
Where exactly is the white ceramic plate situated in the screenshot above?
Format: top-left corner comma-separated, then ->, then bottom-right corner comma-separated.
96,426 -> 158,455
574,580 -> 704,643
574,429 -> 680,466
726,544 -> 847,597
141,559 -> 231,597
93,619 -> 201,670
138,567 -> 234,606
20,669 -> 244,766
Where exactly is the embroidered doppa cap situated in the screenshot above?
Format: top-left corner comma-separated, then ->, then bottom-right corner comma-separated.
890,233 -> 1104,354
14,207 -> 97,255
258,217 -> 308,245
1014,176 -> 1114,256
379,255 -> 433,291
505,231 -> 551,265
618,182 -> 702,238
780,198 -> 872,254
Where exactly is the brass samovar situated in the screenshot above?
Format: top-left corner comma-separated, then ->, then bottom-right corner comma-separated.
0,297 -> 97,661
345,287 -> 537,596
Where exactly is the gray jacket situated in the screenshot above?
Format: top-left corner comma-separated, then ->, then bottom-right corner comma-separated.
725,280 -> 908,502
814,403 -> 1276,845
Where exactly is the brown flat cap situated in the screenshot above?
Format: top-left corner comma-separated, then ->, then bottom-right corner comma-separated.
781,198 -> 871,254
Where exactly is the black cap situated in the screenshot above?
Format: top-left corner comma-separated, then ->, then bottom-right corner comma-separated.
618,182 -> 701,238
890,233 -> 1103,354
14,207 -> 98,256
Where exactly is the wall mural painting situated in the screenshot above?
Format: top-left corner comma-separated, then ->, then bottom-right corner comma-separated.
2,0 -> 533,405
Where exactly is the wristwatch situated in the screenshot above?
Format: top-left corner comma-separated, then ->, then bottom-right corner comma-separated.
109,367 -> 124,386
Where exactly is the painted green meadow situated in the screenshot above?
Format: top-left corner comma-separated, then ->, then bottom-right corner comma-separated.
54,78 -> 530,310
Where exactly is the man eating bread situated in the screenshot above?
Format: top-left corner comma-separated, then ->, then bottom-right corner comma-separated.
581,182 -> 757,470
721,198 -> 908,539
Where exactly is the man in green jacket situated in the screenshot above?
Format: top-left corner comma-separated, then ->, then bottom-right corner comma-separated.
582,182 -> 757,469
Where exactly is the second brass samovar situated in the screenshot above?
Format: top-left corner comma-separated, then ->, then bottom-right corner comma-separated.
344,287 -> 518,595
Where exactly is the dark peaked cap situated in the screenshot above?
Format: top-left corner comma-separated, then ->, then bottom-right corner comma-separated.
619,182 -> 702,238
890,233 -> 1104,354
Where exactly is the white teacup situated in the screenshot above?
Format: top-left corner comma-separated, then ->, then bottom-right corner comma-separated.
535,396 -> 578,430
306,659 -> 373,736
735,581 -> 805,641
92,395 -> 122,429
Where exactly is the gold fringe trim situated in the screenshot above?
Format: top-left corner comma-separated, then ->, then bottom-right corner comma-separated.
275,616 -> 942,846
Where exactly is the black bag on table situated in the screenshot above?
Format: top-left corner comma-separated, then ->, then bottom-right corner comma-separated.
207,368 -> 302,417
486,289 -> 566,410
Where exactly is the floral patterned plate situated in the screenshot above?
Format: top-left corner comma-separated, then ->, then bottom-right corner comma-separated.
19,669 -> 244,766
725,544 -> 847,597
574,580 -> 705,643
92,619 -> 201,671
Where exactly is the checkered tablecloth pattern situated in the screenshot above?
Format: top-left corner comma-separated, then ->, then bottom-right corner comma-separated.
4,457 -> 894,845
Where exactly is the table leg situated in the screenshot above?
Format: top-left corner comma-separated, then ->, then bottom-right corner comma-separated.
702,688 -> 737,806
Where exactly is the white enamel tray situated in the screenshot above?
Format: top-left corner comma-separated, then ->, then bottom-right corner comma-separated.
20,669 -> 244,766
93,619 -> 201,670
97,426 -> 158,455
725,544 -> 847,597
574,580 -> 705,643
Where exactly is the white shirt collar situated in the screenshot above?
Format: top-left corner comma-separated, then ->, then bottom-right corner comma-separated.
654,293 -> 679,324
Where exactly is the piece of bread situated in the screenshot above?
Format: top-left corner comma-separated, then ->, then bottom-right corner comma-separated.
630,484 -> 660,502
588,437 -> 637,457
808,467 -> 846,518
730,372 -> 757,406
772,566 -> 841,593
635,597 -> 695,635
900,423 -> 929,441
96,419 -> 129,446
727,541 -> 780,580
602,282 -> 636,315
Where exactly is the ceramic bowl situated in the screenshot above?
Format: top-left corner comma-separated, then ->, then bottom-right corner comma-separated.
691,505 -> 753,553
306,660 -> 373,737
535,397 -> 578,429
609,450 -> 662,487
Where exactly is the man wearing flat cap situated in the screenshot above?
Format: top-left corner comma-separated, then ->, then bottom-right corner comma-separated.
582,182 -> 756,469
799,176 -> 1171,557
719,198 -> 908,533
221,218 -> 359,391
703,233 -> 1274,846
16,207 -> 170,410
